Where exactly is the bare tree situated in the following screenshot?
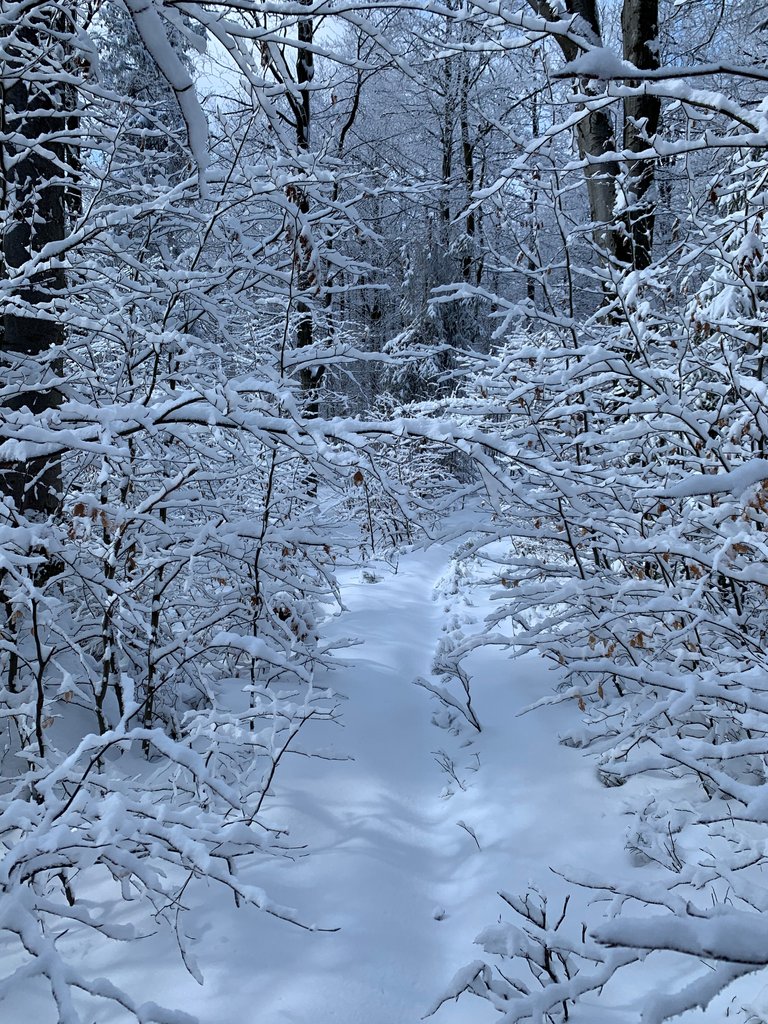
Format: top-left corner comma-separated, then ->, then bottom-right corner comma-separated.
528,0 -> 660,270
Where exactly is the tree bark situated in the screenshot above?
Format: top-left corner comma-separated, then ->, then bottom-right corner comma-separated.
295,2 -> 322,418
459,53 -> 478,286
622,0 -> 660,270
527,0 -> 659,270
1,4 -> 69,516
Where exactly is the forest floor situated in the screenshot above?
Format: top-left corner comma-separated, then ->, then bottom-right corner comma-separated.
9,543 -> 768,1023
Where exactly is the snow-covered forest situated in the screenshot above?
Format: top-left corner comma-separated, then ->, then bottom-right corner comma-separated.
3,0 -> 768,1020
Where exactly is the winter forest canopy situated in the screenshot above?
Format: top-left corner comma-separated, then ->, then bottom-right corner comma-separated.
3,0 -> 768,1020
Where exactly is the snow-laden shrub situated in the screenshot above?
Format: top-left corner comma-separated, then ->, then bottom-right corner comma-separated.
0,6 -> 372,1018
431,154 -> 768,1019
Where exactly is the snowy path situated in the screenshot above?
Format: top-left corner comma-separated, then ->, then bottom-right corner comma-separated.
140,544 -> 634,1024
108,545 -> 464,1024
8,544 -> 690,1024
227,545 -> 459,1023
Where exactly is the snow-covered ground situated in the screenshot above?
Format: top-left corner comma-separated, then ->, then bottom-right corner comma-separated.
7,543 -> 768,1023
100,544 -> 641,1022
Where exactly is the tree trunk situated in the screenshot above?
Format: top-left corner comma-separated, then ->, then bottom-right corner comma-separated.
622,0 -> 660,270
527,0 -> 659,270
1,5 -> 68,517
295,2 -> 322,419
459,53 -> 479,287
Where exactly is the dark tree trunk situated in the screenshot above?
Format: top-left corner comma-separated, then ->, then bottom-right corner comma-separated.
1,5 -> 69,517
295,2 -> 322,419
459,54 -> 478,287
527,88 -> 540,305
527,0 -> 659,270
439,53 -> 455,279
622,0 -> 660,270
